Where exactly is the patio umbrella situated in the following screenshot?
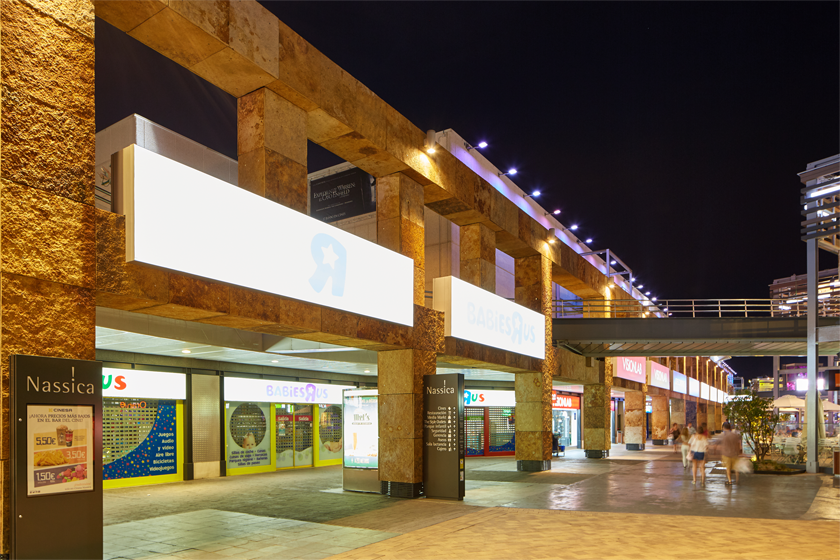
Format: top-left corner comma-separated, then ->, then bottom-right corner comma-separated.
805,390 -> 827,439
821,399 -> 840,412
772,395 -> 805,408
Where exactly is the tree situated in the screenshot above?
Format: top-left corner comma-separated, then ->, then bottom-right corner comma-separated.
723,389 -> 780,463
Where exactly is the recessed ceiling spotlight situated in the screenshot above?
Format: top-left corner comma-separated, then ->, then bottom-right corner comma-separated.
364,369 -> 371,373
181,349 -> 191,354
271,360 -> 279,363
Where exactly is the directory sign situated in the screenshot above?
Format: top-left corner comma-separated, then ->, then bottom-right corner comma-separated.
615,356 -> 646,384
689,377 -> 700,397
310,167 -> 376,223
11,355 -> 103,560
672,371 -> 687,394
122,144 -> 414,326
433,276 -> 545,359
649,362 -> 670,390
423,374 -> 465,500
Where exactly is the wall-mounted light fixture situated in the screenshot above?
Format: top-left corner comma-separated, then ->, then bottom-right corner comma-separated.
425,129 -> 437,154
585,238 -> 593,244
498,168 -> 517,177
465,141 -> 488,150
524,190 -> 541,198
547,228 -> 557,244
570,224 -> 579,230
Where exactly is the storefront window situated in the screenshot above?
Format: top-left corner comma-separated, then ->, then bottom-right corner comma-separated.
318,404 -> 343,461
465,407 -> 485,456
488,407 -> 515,452
103,398 -> 178,480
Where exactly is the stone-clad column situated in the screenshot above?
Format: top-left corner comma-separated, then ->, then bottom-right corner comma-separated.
378,349 -> 435,498
514,254 -> 553,471
707,404 -> 717,435
685,400 -> 698,429
583,384 -> 612,458
1,1 -> 96,552
650,395 -> 669,445
376,172 -> 429,496
624,390 -> 647,450
238,88 -> 307,211
460,223 -> 495,292
377,173 -> 426,305
670,398 -> 686,428
697,402 -> 708,433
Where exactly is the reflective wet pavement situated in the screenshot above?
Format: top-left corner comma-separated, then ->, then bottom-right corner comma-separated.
104,446 -> 839,559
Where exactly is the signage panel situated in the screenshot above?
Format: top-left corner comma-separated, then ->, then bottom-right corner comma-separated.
423,374 -> 465,500
688,378 -> 700,397
700,382 -> 710,401
433,276 -> 545,359
709,387 -> 717,403
102,368 -> 186,399
224,377 -> 352,405
463,389 -> 515,407
310,167 -> 376,223
343,390 -> 379,469
649,362 -> 670,390
552,393 -> 581,409
123,144 -> 414,326
672,371 -> 687,394
616,356 -> 646,384
226,401 -> 271,470
11,355 -> 103,560
103,400 -> 177,480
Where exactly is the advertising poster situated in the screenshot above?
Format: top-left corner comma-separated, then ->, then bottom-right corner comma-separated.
343,391 -> 378,468
310,168 -> 376,223
227,402 -> 271,469
103,400 -> 177,480
27,405 -> 93,496
318,404 -> 343,462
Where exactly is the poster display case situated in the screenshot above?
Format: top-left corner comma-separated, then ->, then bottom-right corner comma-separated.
342,389 -> 380,493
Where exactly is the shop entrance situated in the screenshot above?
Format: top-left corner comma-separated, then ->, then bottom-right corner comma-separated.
275,404 -> 342,469
465,406 -> 516,456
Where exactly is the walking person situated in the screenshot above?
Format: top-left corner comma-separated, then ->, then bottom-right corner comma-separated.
689,426 -> 709,485
671,423 -> 681,452
680,427 -> 691,469
720,421 -> 742,485
687,422 -> 696,436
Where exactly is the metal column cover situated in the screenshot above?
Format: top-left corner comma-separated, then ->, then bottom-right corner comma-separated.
191,374 -> 221,477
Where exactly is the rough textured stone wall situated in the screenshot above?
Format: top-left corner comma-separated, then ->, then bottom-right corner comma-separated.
0,0 -> 96,550
670,398 -> 686,428
583,358 -> 613,453
513,254 -> 553,469
650,395 -> 669,443
624,390 -> 646,447
460,223 -> 495,292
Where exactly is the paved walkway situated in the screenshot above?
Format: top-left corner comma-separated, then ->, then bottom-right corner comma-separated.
103,446 -> 840,560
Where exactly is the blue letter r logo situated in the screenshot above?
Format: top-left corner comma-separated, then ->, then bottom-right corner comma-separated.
309,234 -> 347,296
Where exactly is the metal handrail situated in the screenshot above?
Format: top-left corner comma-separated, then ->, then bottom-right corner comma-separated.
552,297 -> 840,318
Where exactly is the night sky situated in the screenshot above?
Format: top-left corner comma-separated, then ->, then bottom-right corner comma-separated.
96,2 -> 839,379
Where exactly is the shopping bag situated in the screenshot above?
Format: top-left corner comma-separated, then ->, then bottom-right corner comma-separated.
734,457 -> 752,474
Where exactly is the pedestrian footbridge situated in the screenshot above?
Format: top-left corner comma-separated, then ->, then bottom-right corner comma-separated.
552,299 -> 840,357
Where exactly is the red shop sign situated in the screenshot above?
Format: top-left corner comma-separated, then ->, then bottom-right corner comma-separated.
552,393 -> 580,409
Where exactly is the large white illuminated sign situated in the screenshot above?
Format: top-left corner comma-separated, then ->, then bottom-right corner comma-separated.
672,371 -> 687,394
463,389 -> 516,407
709,387 -> 718,403
688,378 -> 700,397
616,356 -> 646,384
224,377 -> 352,405
433,276 -> 545,359
795,378 -> 826,392
649,362 -> 670,390
700,382 -> 710,401
122,144 -> 414,326
102,368 -> 186,399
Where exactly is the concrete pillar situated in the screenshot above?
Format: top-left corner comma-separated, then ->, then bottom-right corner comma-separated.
686,400 -> 698,429
650,395 -> 669,444
624,390 -> 647,450
670,398 -> 686,428
377,173 -> 425,306
0,0 -> 97,552
378,349 -> 435,497
460,223 -> 495,292
514,254 -> 552,471
238,88 -> 307,211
